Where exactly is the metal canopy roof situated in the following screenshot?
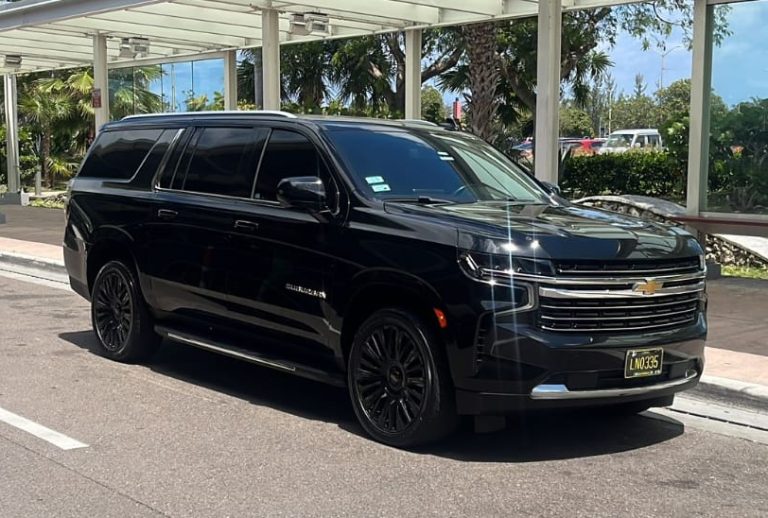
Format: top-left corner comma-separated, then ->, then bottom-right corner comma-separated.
0,0 -> 636,74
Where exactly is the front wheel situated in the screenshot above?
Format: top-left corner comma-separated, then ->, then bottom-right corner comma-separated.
91,260 -> 160,363
347,309 -> 457,447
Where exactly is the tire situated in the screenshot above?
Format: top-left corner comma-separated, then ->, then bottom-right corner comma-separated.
91,260 -> 160,363
347,308 -> 458,447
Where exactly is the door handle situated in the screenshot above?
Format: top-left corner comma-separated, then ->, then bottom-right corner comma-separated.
157,208 -> 178,220
234,219 -> 259,232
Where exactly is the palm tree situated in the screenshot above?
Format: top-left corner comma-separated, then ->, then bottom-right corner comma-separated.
462,22 -> 500,142
281,41 -> 334,111
19,85 -> 73,188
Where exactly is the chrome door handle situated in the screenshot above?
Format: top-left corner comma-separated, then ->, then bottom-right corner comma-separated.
234,219 -> 259,232
157,209 -> 178,220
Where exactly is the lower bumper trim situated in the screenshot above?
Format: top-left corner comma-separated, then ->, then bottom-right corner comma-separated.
530,370 -> 698,400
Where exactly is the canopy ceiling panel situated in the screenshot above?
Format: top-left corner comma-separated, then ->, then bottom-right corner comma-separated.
0,0 -> 638,74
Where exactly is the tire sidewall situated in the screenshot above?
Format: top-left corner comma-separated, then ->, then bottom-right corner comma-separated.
347,309 -> 448,447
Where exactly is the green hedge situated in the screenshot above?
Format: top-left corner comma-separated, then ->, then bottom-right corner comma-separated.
561,151 -> 685,200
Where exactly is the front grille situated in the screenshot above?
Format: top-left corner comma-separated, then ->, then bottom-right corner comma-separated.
554,257 -> 701,277
539,256 -> 705,334
539,292 -> 701,332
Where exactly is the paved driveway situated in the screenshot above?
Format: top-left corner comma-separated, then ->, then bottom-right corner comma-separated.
0,276 -> 767,517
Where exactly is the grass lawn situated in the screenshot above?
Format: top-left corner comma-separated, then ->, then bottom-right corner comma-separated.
722,265 -> 768,280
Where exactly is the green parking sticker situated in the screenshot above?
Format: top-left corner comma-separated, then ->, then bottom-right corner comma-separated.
365,176 -> 385,185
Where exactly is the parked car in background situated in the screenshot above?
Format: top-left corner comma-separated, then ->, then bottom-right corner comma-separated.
599,129 -> 663,154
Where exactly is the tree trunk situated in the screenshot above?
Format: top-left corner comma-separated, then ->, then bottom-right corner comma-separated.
42,131 -> 52,189
463,23 -> 500,142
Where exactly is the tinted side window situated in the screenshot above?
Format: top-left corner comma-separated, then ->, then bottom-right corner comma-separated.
181,127 -> 268,198
78,129 -> 163,179
158,129 -> 193,190
134,129 -> 177,181
255,130 -> 322,201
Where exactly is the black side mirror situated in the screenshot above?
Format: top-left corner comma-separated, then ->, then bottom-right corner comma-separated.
276,176 -> 327,210
541,181 -> 562,196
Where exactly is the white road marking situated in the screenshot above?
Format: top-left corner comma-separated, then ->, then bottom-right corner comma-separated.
0,406 -> 88,450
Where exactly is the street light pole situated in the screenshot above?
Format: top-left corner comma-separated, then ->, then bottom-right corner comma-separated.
658,44 -> 683,90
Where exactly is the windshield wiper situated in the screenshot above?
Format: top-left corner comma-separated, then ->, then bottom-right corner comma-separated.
385,196 -> 455,205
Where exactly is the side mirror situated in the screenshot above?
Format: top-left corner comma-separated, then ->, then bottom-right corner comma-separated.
276,176 -> 327,210
541,181 -> 561,196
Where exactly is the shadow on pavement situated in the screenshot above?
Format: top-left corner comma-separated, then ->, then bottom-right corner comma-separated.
59,330 -> 685,462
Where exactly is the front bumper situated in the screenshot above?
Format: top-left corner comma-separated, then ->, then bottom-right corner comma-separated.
452,322 -> 706,415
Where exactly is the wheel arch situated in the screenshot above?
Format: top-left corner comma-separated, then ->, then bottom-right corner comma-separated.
339,269 -> 451,366
86,227 -> 139,294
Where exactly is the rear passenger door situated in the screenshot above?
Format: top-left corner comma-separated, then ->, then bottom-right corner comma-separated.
147,125 -> 269,326
224,126 -> 344,352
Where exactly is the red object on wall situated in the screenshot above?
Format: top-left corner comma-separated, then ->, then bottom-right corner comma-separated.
452,98 -> 462,120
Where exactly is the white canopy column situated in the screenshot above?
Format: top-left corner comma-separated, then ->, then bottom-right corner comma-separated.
404,28 -> 422,120
93,33 -> 110,135
686,0 -> 713,216
534,0 -> 562,185
261,8 -> 281,111
3,73 -> 21,200
223,49 -> 238,110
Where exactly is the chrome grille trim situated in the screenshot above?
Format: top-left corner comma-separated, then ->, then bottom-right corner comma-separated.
480,269 -> 705,286
539,282 -> 705,299
540,307 -> 697,322
555,266 -> 700,275
540,317 -> 698,333
540,295 -> 700,310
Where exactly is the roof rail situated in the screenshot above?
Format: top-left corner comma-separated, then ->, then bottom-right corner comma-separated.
121,110 -> 298,120
397,119 -> 440,127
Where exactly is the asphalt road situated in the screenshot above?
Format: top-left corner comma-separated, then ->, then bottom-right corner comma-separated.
1,275 -> 767,517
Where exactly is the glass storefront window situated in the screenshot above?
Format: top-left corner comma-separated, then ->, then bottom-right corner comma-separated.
707,0 -> 768,215
107,58 -> 225,119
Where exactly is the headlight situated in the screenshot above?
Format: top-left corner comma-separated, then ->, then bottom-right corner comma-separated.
460,251 -> 555,279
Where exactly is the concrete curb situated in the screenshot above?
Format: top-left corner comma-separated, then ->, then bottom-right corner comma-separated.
0,250 -> 66,276
694,375 -> 768,412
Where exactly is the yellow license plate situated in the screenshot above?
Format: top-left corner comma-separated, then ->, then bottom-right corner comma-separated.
624,348 -> 663,379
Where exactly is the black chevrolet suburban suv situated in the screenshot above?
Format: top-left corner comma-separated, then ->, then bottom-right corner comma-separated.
64,112 -> 707,447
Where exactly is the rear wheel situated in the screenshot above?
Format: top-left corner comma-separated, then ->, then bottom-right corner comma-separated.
91,260 -> 160,363
347,308 -> 457,447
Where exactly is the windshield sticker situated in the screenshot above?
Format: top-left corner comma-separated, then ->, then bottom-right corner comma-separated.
365,176 -> 385,185
371,183 -> 391,193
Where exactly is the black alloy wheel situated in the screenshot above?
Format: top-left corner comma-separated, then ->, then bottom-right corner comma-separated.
93,268 -> 133,351
91,260 -> 160,363
354,323 -> 428,434
348,309 -> 457,447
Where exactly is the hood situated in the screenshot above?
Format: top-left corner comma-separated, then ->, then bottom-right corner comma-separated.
384,200 -> 702,261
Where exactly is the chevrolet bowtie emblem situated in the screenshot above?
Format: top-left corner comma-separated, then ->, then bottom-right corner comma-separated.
633,279 -> 663,295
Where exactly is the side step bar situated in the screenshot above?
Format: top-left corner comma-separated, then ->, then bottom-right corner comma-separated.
155,326 -> 346,388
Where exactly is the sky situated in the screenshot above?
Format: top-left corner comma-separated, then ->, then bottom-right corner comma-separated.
140,0 -> 768,112
599,0 -> 768,106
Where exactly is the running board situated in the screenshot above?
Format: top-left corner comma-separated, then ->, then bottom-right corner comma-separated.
155,326 -> 346,388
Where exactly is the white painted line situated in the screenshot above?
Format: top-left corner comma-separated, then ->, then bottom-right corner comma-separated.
0,406 -> 88,450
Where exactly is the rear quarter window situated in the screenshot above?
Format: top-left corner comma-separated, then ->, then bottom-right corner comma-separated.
78,128 -> 164,180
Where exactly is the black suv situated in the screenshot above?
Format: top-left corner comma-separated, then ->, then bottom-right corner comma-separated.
64,112 -> 707,447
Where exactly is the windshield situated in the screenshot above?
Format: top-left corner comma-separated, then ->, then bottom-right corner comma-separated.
604,133 -> 633,148
325,128 -> 549,204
